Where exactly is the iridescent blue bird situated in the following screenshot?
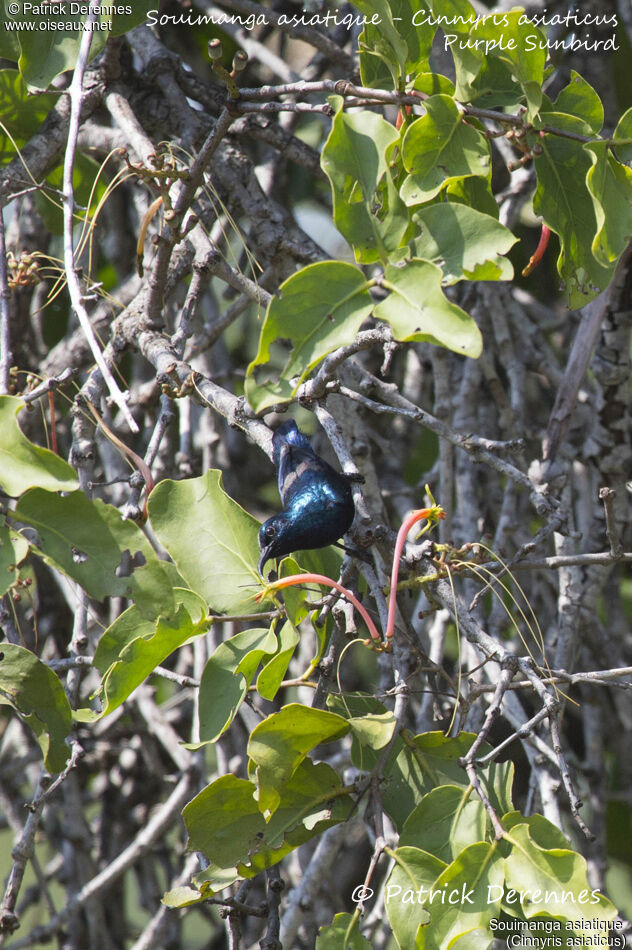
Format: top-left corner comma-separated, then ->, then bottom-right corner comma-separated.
258,421 -> 355,575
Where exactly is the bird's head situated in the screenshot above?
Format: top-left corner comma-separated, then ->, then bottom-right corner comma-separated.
258,512 -> 293,576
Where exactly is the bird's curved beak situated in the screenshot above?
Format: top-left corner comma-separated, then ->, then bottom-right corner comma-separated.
258,546 -> 273,577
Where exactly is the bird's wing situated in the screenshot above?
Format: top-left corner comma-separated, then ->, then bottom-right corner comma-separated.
277,442 -> 332,507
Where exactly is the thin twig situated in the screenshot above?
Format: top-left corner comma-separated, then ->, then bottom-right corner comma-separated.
62,0 -> 138,433
599,487 -> 624,558
0,773 -> 49,936
0,204 -> 12,395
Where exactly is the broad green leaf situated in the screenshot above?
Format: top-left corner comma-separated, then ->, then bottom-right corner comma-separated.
0,396 -> 79,495
586,141 -> 632,266
0,71 -> 57,164
191,865 -> 242,898
148,470 -> 263,617
552,72 -> 603,134
429,0 -> 482,99
410,204 -> 516,283
316,913 -> 373,949
533,114 -> 615,307
110,1 -> 155,35
411,73 -> 455,98
446,177 -> 499,219
502,810 -> 570,850
347,711 -> 397,750
374,732 -> 513,831
354,0 -> 410,87
467,56 -> 523,111
357,0 -> 436,88
14,489 -> 175,619
375,259 -> 483,358
400,785 -> 487,862
248,704 -> 349,816
242,759 -> 351,876
245,261 -> 374,413
183,760 -> 352,875
0,643 -> 72,772
385,847 -> 444,948
0,3 -> 20,58
326,693 -> 391,763
327,692 -> 387,718
401,96 -> 490,203
162,885 -> 213,909
467,10 -> 545,119
0,522 -> 29,597
613,107 -> 632,164
503,821 -> 617,933
184,774 -> 264,871
415,842 -> 503,949
89,576 -> 203,676
256,620 -> 300,701
90,599 -> 206,718
16,11 -> 108,91
197,626 -> 277,743
387,842 -> 502,949
8,1 -> 155,89
321,98 -> 408,263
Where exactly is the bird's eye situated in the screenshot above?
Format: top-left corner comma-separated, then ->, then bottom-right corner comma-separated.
264,524 -> 276,541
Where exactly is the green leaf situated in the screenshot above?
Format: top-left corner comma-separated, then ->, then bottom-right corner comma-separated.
533,114 -> 615,307
417,842 -> 503,949
14,489 -> 175,619
162,885 -> 213,909
91,579 -> 206,674
16,12 -> 108,91
467,56 -> 523,111
586,141 -> 632,267
316,913 -> 373,949
109,0 -> 155,36
401,96 -> 490,203
0,521 -> 29,597
255,620 -> 300,701
357,0 -> 436,89
248,704 -> 349,816
613,106 -> 632,164
91,599 -> 206,718
148,470 -> 264,617
410,204 -> 516,283
446,176 -> 500,219
321,98 -> 408,263
0,2 -> 20,58
347,710 -> 397,751
384,847 -> 443,948
5,1 -> 155,90
197,626 -> 277,743
400,785 -> 487,862
0,644 -> 72,773
0,396 -> 79,495
552,72 -> 603,134
428,0 -> 481,100
387,842 -> 503,950
0,71 -> 57,164
183,759 -> 352,876
411,73 -> 455,97
245,261 -> 374,413
467,10 -> 545,119
354,0 -> 410,87
396,0 -> 436,78
375,259 -> 483,358
503,821 -> 618,931
502,810 -> 570,850
374,732 -> 513,831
